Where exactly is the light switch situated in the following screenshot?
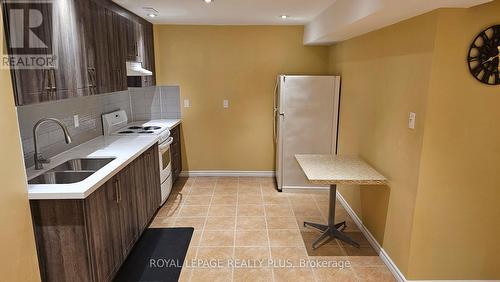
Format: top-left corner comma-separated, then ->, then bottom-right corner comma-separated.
223,99 -> 229,108
184,99 -> 191,108
408,112 -> 416,129
74,115 -> 79,128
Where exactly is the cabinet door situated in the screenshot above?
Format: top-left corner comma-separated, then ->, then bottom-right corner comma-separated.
110,12 -> 128,92
133,152 -> 149,230
117,166 -> 140,256
90,0 -> 113,94
85,178 -> 123,282
141,23 -> 156,87
2,1 -> 60,105
144,146 -> 161,219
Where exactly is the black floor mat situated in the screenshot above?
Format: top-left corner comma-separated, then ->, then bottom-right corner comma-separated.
114,228 -> 194,282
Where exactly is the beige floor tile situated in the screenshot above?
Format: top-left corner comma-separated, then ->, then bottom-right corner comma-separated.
204,217 -> 236,230
235,230 -> 269,247
214,186 -> 239,195
190,230 -> 202,246
184,195 -> 213,205
264,204 -> 294,217
208,205 -> 237,217
296,216 -> 328,232
313,266 -> 358,282
353,266 -> 396,281
287,194 -> 314,205
155,177 -> 394,281
236,216 -> 267,230
266,217 -> 299,229
194,176 -> 218,183
347,256 -> 386,267
189,187 -> 215,196
263,194 -> 290,205
149,216 -> 176,228
291,203 -> 323,218
165,192 -> 186,206
217,176 -> 239,183
212,194 -> 237,205
302,231 -> 345,256
268,229 -> 305,247
270,247 -> 309,266
197,247 -> 233,267
200,231 -> 235,247
174,217 -> 206,230
273,267 -> 315,282
178,205 -> 210,217
238,194 -> 264,205
178,268 -> 192,282
156,203 -> 182,218
234,247 -> 271,261
185,246 -> 198,261
190,268 -> 232,282
192,183 -> 216,190
239,177 -> 261,184
233,268 -> 273,282
237,204 -> 265,216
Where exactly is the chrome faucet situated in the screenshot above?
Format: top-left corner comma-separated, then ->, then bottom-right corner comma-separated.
33,118 -> 72,170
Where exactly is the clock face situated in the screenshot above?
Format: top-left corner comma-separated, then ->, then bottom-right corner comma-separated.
467,25 -> 500,85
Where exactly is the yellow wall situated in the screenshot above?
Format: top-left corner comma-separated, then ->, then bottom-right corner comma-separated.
328,12 -> 439,275
0,7 -> 41,282
154,25 -> 329,171
408,1 -> 500,279
329,1 -> 500,279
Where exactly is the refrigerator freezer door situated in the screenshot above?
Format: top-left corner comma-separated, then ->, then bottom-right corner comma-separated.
281,76 -> 339,189
275,76 -> 284,190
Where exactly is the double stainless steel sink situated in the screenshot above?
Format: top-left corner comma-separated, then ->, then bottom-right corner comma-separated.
29,158 -> 115,184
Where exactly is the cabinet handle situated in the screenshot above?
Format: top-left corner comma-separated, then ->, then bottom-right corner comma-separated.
115,178 -> 121,203
49,68 -> 56,91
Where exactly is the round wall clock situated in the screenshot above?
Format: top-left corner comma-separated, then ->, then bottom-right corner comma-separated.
467,25 -> 500,85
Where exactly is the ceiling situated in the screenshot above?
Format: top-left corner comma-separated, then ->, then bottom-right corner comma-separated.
113,0 -> 337,25
114,0 -> 492,44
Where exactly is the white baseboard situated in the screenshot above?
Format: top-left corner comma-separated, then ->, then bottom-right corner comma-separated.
336,191 -> 405,282
337,192 -> 497,282
179,170 -> 275,177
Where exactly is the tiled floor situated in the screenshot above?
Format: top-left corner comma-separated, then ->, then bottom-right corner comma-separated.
149,176 -> 395,282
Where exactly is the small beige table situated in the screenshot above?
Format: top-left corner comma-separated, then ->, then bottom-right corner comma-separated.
295,154 -> 388,249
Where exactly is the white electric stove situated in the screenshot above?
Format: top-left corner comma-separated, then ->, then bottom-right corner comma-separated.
102,110 -> 173,205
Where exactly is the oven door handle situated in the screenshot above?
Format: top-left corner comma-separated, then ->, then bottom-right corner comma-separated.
160,137 -> 174,148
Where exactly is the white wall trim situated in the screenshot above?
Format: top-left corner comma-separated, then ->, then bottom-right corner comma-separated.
337,191 -> 497,282
336,191 -> 405,281
179,170 -> 275,177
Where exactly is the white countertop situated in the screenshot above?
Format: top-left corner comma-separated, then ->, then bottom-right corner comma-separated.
26,119 -> 181,200
162,119 -> 182,130
295,154 -> 388,185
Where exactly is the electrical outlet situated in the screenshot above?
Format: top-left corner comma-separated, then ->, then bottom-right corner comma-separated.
223,99 -> 229,108
184,99 -> 191,108
74,115 -> 79,128
408,112 -> 416,129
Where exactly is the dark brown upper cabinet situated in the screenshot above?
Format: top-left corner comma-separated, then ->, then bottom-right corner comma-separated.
1,0 -> 156,106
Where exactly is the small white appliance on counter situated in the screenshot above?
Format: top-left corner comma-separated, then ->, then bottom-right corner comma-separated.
102,110 -> 173,204
274,75 -> 341,192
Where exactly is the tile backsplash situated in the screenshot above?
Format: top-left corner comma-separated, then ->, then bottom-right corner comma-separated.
17,86 -> 181,168
129,86 -> 181,121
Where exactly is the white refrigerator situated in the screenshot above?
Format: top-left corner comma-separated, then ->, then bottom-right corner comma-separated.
274,75 -> 341,191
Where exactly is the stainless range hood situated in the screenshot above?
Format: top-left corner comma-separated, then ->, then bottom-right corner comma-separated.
126,61 -> 153,76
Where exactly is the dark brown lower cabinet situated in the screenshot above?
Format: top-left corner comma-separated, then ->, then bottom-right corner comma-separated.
30,144 -> 161,282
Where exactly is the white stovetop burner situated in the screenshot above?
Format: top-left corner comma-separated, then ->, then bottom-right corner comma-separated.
102,110 -> 171,142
